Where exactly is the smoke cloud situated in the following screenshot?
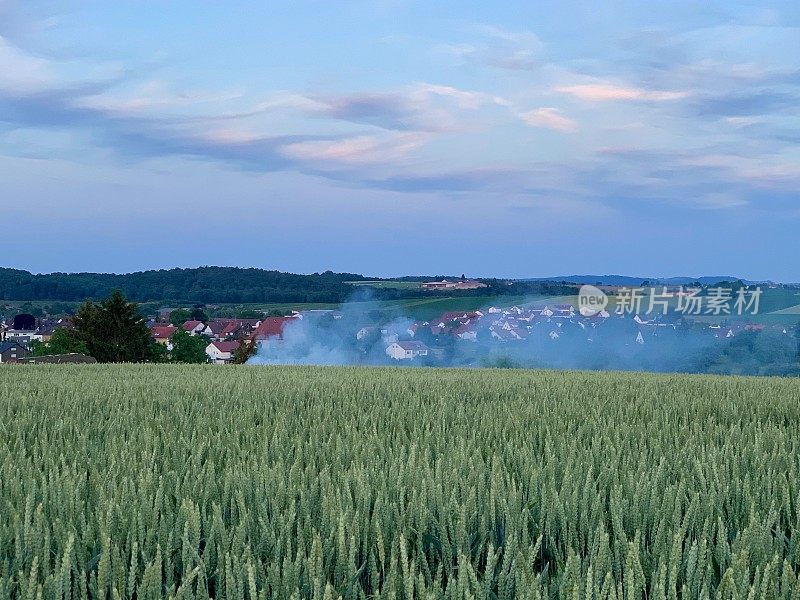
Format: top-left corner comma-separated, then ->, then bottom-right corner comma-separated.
248,291 -> 799,375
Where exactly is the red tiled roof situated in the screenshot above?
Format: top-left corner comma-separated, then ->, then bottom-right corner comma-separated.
151,325 -> 177,339
183,320 -> 204,331
253,316 -> 296,340
210,341 -> 241,353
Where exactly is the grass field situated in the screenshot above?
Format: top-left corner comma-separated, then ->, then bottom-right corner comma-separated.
1,365 -> 800,599
345,281 -> 424,290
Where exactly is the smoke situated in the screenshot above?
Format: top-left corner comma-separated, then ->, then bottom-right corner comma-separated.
247,291 -> 798,375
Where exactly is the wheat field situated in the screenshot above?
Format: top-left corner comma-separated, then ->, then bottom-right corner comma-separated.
1,365 -> 799,599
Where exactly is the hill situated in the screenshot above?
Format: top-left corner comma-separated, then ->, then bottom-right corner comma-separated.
0,267 -> 372,304
527,274 -> 762,286
0,267 -> 576,304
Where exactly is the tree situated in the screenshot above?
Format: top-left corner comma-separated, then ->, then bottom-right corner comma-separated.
73,291 -> 157,363
31,328 -> 88,356
169,330 -> 209,363
20,302 -> 44,318
232,339 -> 257,364
169,308 -> 192,326
190,306 -> 208,322
169,306 -> 207,325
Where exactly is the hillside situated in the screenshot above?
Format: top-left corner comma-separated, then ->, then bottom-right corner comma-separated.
527,274 -> 758,286
2,365 -> 800,598
0,267 -> 576,304
0,267 -> 371,303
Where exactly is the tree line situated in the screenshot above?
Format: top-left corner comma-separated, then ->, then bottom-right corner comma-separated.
0,266 -> 578,303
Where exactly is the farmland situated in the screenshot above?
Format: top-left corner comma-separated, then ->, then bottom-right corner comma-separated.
2,365 -> 800,598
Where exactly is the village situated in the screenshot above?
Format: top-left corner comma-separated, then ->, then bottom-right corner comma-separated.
2,290 -> 793,367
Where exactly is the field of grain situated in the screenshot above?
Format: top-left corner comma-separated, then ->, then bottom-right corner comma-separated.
1,365 -> 799,599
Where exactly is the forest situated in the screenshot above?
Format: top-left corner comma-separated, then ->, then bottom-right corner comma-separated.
0,267 -> 576,304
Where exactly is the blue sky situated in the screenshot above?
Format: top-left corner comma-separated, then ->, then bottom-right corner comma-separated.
1,1 -> 798,280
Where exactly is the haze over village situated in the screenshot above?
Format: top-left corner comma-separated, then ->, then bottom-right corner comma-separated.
2,271 -> 798,375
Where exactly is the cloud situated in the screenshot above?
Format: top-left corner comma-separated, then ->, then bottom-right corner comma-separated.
304,83 -> 507,132
692,192 -> 748,210
281,132 -> 429,165
556,81 -> 689,102
74,80 -> 246,115
519,107 -> 577,132
1,11 -> 798,218
364,167 -> 541,194
441,26 -> 543,71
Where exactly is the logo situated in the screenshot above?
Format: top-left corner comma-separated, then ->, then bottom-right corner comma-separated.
578,284 -> 608,316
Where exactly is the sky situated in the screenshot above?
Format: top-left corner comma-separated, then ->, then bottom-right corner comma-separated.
1,1 -> 799,280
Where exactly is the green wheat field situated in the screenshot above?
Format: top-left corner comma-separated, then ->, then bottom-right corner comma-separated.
1,365 -> 800,599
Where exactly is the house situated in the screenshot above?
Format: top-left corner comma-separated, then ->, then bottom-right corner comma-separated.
529,305 -> 554,318
385,341 -> 429,360
429,311 -> 483,330
32,329 -> 56,343
253,316 -> 297,342
421,279 -> 487,290
206,320 -> 232,339
551,304 -> 575,318
206,340 -> 241,364
0,341 -> 29,363
453,323 -> 478,341
491,327 -> 524,342
204,319 -> 261,340
293,309 -> 343,320
182,320 -> 209,336
3,330 -> 35,345
150,325 -> 178,344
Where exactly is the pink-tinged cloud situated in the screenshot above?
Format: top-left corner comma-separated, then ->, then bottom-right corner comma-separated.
519,107 -> 577,132
557,82 -> 689,102
280,133 -> 429,165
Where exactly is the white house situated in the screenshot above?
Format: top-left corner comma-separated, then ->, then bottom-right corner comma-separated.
530,305 -> 554,318
3,329 -> 36,344
385,341 -> 429,360
205,340 -> 241,364
182,320 -> 211,336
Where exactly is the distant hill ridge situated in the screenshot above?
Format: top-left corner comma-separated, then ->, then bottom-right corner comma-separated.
0,267 -> 572,304
0,266 -> 777,304
526,275 -> 770,286
0,266 -> 369,304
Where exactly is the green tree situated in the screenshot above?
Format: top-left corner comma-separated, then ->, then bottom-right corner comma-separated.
20,302 -> 44,318
190,306 -> 208,322
169,330 -> 209,363
73,291 -> 156,363
31,328 -> 89,356
168,308 -> 192,326
232,339 -> 257,364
